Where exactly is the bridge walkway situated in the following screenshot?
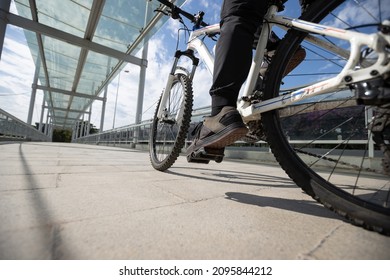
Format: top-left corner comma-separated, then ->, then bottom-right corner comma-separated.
0,142 -> 389,259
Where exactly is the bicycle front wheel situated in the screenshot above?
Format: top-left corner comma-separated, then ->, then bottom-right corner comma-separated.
149,73 -> 193,171
262,0 -> 390,234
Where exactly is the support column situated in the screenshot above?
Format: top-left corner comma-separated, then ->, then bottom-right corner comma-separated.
135,46 -> 148,126
27,55 -> 41,124
100,86 -> 108,133
135,0 -> 152,126
71,123 -> 76,140
133,0 -> 151,146
0,0 -> 11,61
100,58 -> 111,132
73,122 -> 76,140
28,85 -> 38,125
87,106 -> 92,136
112,73 -> 121,129
48,119 -> 53,139
80,115 -> 85,137
39,99 -> 45,133
44,112 -> 49,135
75,120 -> 80,139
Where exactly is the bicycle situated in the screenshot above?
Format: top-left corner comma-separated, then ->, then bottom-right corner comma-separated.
149,0 -> 390,235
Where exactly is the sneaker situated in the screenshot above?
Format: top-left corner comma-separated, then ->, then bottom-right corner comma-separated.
186,106 -> 248,155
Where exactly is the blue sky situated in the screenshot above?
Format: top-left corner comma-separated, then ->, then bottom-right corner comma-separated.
0,0 -> 301,130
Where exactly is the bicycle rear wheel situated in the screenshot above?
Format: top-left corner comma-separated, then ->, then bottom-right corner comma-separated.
149,74 -> 193,171
262,0 -> 390,234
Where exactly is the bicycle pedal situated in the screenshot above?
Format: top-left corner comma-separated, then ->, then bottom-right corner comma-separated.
187,147 -> 224,164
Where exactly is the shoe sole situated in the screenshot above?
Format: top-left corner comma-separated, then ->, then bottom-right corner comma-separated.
187,123 -> 248,154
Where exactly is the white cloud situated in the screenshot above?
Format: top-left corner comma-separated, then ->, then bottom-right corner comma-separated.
0,25 -> 45,124
89,36 -> 177,130
325,0 -> 389,29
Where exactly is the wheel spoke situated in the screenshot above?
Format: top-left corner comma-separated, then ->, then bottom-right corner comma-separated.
262,0 -> 390,234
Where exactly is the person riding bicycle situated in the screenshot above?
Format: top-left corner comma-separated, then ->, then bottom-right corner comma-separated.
187,0 -> 313,157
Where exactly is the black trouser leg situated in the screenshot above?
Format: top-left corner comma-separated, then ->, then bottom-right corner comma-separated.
210,0 -> 268,116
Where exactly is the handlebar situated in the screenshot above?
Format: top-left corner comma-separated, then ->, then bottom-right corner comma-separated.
157,0 -> 175,9
156,0 -> 208,28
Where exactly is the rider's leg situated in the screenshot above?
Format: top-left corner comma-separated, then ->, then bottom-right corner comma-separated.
210,0 -> 268,116
209,0 -> 312,116
187,0 -> 268,155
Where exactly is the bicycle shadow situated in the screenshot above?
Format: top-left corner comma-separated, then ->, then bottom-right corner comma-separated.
225,192 -> 342,220
167,166 -> 297,189
167,167 -> 341,219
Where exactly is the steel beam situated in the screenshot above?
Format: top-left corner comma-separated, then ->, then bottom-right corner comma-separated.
64,0 -> 106,124
34,85 -> 105,101
43,105 -> 90,115
1,10 -> 143,65
27,54 -> 41,124
0,0 -> 11,61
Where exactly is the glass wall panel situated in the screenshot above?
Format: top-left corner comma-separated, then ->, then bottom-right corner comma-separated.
12,0 -> 186,128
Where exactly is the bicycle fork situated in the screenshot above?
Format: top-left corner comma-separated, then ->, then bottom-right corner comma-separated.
156,50 -> 199,120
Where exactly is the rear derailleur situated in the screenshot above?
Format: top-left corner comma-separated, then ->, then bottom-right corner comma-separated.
353,70 -> 390,175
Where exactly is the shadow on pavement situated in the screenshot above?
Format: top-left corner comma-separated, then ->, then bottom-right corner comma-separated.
167,166 -> 297,188
225,192 -> 343,220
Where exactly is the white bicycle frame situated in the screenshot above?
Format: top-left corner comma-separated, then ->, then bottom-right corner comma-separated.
157,4 -> 390,123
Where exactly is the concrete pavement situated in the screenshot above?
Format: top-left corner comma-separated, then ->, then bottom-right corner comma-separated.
0,142 -> 389,259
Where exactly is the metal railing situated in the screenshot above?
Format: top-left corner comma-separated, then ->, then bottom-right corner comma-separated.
0,108 -> 51,142
70,101 -> 384,175
73,121 -> 152,145
72,106 -> 211,146
72,104 -> 377,157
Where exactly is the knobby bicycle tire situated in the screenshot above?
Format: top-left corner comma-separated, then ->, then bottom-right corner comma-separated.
262,0 -> 390,234
149,74 -> 193,171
